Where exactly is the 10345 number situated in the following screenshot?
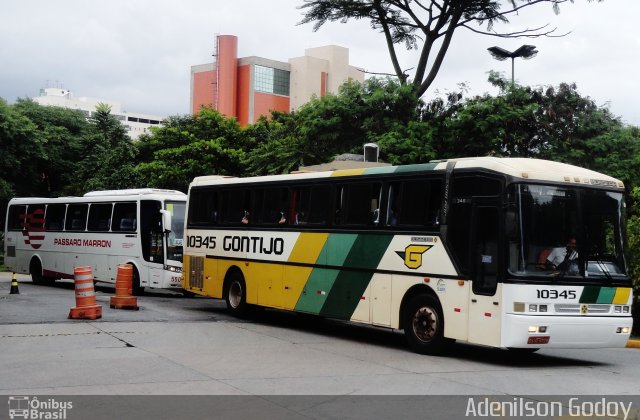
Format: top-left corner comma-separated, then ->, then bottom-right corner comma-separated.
536,289 -> 577,299
187,235 -> 216,249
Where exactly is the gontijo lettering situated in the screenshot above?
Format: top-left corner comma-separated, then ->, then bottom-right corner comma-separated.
223,235 -> 284,255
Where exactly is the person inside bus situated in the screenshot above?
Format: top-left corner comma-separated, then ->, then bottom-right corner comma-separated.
278,211 -> 287,225
241,210 -> 250,225
546,237 -> 578,270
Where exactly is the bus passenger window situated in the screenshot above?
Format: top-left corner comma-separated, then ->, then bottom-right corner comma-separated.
386,179 -> 442,230
112,202 -> 137,231
220,189 -> 251,225
341,183 -> 382,226
65,204 -> 88,231
254,188 -> 289,225
7,205 -> 27,231
88,203 -> 113,231
45,204 -> 66,231
293,185 -> 330,225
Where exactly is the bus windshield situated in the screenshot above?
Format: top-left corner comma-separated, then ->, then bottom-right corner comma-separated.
507,184 -> 628,281
166,201 -> 185,262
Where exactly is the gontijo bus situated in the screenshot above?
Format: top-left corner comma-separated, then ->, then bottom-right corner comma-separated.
182,158 -> 633,354
4,189 -> 186,294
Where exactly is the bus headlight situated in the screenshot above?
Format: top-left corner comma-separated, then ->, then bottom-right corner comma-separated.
616,327 -> 630,334
623,306 -> 630,313
529,304 -> 537,312
164,265 -> 182,273
614,306 -> 622,313
528,326 -> 547,334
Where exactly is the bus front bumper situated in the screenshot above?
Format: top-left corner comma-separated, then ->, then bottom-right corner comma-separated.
502,313 -> 632,349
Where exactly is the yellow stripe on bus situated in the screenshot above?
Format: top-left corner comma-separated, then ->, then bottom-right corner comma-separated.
331,169 -> 367,177
612,287 -> 631,305
281,233 -> 329,310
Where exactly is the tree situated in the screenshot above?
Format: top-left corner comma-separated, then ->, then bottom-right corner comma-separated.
244,78 -> 426,174
135,108 -> 246,191
0,99 -> 41,204
299,0 -> 598,98
12,99 -> 87,196
66,103 -> 140,193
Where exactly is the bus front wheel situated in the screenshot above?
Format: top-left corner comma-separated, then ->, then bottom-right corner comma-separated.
403,294 -> 448,355
30,258 -> 45,285
224,272 -> 248,318
131,267 -> 144,296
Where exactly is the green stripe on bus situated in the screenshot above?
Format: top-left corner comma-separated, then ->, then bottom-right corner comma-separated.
579,286 -> 600,304
596,287 -> 616,304
393,163 -> 438,173
320,234 -> 393,319
294,268 -> 340,314
294,234 -> 358,314
363,167 -> 397,175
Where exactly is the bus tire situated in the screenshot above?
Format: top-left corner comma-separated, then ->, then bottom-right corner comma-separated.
508,347 -> 539,354
224,271 -> 248,318
182,289 -> 196,298
403,294 -> 447,355
29,258 -> 45,285
131,267 -> 144,296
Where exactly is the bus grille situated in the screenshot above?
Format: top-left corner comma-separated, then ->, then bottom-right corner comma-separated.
554,304 -> 611,314
189,256 -> 204,289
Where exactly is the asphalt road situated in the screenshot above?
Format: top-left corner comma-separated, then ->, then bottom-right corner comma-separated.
1,272 -> 639,399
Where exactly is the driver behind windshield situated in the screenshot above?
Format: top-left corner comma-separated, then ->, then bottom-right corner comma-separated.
546,237 -> 578,271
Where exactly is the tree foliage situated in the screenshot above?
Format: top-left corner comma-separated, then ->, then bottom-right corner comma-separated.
135,108 -> 246,191
299,0 -> 599,98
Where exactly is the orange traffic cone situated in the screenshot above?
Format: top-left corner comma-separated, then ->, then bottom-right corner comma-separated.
110,264 -> 139,310
69,266 -> 102,320
10,273 -> 19,294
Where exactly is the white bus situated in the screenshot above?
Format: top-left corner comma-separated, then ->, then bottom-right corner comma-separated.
4,189 -> 186,294
182,157 -> 633,354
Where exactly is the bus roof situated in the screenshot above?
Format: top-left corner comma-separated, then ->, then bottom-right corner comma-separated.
8,189 -> 186,205
190,157 -> 624,190
83,188 -> 185,197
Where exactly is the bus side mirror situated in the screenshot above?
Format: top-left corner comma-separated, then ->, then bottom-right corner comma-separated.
159,209 -> 172,233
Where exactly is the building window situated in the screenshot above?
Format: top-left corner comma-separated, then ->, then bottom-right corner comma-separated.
254,65 -> 290,96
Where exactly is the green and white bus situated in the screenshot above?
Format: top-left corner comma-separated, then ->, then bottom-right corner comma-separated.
182,157 -> 633,354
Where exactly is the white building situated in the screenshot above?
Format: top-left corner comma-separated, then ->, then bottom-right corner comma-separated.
33,88 -> 164,140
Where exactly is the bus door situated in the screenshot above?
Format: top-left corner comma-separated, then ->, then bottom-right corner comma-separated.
141,200 -> 165,288
467,200 -> 502,347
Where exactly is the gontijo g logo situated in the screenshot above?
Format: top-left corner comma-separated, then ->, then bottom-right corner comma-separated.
8,396 -> 72,419
396,244 -> 432,269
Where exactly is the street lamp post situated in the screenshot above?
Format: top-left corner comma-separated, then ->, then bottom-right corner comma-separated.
487,45 -> 538,85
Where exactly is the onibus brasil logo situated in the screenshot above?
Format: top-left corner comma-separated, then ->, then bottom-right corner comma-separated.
8,396 -> 73,419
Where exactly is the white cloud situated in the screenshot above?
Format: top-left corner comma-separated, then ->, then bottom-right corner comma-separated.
1,0 -> 638,125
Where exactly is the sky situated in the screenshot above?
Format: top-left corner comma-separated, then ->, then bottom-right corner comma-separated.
1,1 -> 639,126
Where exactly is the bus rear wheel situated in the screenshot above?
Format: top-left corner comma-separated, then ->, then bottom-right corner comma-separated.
224,271 -> 248,318
131,267 -> 144,296
403,294 -> 448,355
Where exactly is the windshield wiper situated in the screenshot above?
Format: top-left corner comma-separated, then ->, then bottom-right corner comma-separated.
590,255 -> 614,283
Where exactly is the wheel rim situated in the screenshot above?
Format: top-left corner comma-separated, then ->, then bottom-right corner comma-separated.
411,306 -> 438,343
228,280 -> 243,309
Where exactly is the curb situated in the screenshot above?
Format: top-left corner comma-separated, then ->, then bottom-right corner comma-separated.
627,339 -> 640,349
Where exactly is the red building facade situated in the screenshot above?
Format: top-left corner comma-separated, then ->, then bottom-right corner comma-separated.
190,35 -> 363,126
